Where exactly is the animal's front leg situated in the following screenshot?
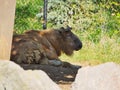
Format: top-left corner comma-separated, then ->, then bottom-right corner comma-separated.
48,59 -> 81,69
62,61 -> 82,69
48,59 -> 62,66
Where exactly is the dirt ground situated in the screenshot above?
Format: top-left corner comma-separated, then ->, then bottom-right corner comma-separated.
20,62 -> 81,90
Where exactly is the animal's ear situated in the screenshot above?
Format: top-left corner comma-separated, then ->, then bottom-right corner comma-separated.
64,25 -> 72,32
58,27 -> 65,33
60,27 -> 65,30
66,25 -> 72,31
59,26 -> 72,33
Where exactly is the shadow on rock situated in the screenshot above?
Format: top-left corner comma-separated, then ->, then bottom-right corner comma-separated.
20,62 -> 82,83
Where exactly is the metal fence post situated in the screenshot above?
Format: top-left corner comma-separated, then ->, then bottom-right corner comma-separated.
43,0 -> 48,29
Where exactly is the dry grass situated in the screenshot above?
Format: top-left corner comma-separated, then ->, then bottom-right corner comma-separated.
58,83 -> 72,90
60,36 -> 120,66
59,36 -> 120,90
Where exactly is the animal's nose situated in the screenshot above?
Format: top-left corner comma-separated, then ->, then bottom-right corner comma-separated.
78,43 -> 82,49
75,41 -> 82,51
78,42 -> 82,49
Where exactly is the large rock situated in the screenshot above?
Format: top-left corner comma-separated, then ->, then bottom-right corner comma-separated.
72,62 -> 120,90
0,60 -> 61,90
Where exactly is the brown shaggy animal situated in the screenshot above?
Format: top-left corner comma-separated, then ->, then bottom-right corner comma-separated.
10,26 -> 82,65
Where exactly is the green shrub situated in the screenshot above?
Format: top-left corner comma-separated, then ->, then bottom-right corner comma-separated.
14,0 -> 120,65
14,0 -> 43,34
37,0 -> 120,43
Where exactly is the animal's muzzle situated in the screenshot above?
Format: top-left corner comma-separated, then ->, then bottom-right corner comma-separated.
75,41 -> 82,51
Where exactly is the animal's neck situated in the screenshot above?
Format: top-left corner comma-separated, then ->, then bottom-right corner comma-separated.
42,30 -> 63,56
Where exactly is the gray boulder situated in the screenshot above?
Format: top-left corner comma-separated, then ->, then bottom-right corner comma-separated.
0,60 -> 61,90
72,62 -> 120,90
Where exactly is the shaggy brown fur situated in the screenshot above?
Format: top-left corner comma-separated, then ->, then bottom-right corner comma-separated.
10,26 -> 82,64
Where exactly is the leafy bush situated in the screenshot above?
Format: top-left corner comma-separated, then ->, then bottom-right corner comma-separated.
14,0 -> 120,64
15,0 -> 120,40
14,0 -> 43,34
37,0 -> 120,43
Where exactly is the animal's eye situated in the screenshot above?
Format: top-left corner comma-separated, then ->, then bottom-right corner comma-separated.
65,30 -> 69,32
66,33 -> 72,38
65,30 -> 70,34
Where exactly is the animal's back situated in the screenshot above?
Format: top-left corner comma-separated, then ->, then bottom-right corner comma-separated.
11,26 -> 82,65
11,30 -> 58,64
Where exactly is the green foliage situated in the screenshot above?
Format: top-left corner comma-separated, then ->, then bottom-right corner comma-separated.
60,31 -> 120,65
107,12 -> 120,38
93,0 -> 120,14
15,0 -> 120,40
37,0 -> 120,43
88,29 -> 102,43
14,0 -> 43,34
14,0 -> 120,65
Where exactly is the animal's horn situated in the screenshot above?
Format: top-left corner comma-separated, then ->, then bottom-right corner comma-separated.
58,27 -> 65,33
60,27 -> 65,30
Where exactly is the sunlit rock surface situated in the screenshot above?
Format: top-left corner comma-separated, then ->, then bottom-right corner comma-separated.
72,62 -> 120,90
0,60 -> 61,90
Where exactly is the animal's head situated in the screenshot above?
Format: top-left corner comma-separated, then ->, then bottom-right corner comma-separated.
58,25 -> 82,55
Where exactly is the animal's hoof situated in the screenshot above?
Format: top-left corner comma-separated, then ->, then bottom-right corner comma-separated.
70,65 -> 82,69
48,60 -> 62,66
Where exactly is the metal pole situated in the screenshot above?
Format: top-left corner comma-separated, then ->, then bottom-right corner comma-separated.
43,0 -> 48,29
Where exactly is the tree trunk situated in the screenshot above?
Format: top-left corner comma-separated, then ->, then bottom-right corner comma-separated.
0,0 -> 16,60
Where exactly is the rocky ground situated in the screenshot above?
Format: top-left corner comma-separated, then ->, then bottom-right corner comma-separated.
20,62 -> 120,90
20,62 -> 81,90
1,61 -> 119,90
